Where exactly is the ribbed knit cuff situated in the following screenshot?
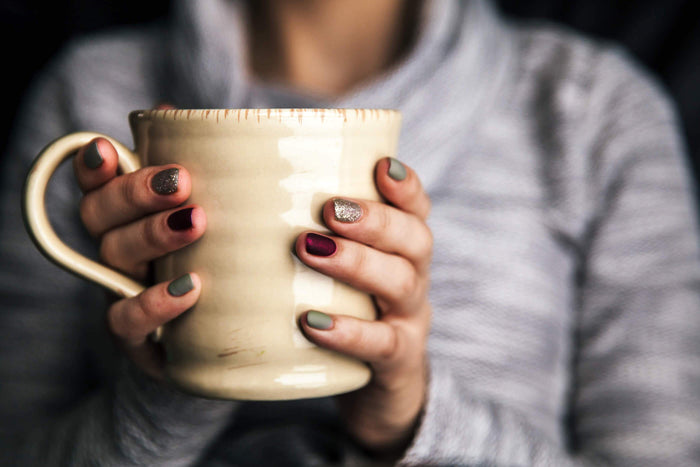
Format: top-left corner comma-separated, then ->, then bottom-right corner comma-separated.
110,357 -> 237,465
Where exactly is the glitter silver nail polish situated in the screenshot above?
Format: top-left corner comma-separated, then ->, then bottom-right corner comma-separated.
151,168 -> 179,195
333,198 -> 362,223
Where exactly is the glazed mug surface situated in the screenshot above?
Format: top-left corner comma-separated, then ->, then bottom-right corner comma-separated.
23,108 -> 402,400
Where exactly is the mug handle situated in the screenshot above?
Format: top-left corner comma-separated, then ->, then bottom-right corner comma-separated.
23,132 -> 146,298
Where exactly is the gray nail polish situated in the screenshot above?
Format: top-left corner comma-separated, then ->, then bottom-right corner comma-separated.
388,158 -> 407,181
151,168 -> 180,195
167,273 -> 194,297
84,141 -> 103,169
306,310 -> 333,330
333,198 -> 362,223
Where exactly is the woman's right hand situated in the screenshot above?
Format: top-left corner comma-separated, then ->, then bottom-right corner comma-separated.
72,137 -> 206,380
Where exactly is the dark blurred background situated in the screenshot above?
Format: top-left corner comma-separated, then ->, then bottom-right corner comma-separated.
1,0 -> 699,189
0,0 -> 170,155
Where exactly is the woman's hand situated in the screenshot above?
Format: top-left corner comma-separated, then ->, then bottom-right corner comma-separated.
73,137 -> 205,379
296,158 -> 433,457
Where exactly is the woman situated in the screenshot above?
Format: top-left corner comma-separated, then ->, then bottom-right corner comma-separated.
1,0 -> 698,465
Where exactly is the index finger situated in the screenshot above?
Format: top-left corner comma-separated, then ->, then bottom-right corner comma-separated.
375,158 -> 431,221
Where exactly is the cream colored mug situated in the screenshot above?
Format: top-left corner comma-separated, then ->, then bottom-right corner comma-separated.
23,108 -> 402,400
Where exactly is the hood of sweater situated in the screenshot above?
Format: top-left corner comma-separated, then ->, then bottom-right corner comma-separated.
162,0 -> 514,188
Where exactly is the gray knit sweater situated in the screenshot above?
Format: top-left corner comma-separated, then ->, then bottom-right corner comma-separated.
1,0 -> 699,465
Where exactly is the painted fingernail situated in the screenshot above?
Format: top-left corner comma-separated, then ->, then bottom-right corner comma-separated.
167,207 -> 194,231
84,141 -> 103,169
305,233 -> 337,256
333,198 -> 362,223
306,310 -> 334,330
151,168 -> 179,195
388,158 -> 406,181
167,273 -> 194,297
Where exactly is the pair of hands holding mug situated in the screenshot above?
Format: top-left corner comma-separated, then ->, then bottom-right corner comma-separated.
74,133 -> 434,454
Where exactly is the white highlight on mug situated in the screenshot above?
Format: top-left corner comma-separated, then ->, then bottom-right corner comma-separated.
274,364 -> 328,388
278,123 -> 343,348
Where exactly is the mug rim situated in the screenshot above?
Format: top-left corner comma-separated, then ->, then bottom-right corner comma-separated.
129,108 -> 401,124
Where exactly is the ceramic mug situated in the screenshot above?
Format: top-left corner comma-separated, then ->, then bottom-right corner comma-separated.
23,108 -> 402,400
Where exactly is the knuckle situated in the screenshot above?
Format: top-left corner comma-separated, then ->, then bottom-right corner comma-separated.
350,245 -> 369,277
106,305 -> 122,336
395,268 -> 419,300
346,325 -> 366,351
98,231 -> 119,266
378,327 -> 400,361
374,207 -> 392,241
344,323 -> 380,360
136,289 -> 165,324
99,231 -> 136,274
414,223 -> 434,260
107,302 -> 137,341
100,230 -> 148,278
121,174 -> 147,210
135,292 -> 152,320
141,217 -> 167,254
79,196 -> 100,236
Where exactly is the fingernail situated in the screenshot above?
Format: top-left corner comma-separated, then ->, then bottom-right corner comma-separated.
84,141 -> 103,169
333,198 -> 362,223
167,273 -> 194,297
306,310 -> 334,330
151,168 -> 179,195
167,207 -> 193,231
305,233 -> 337,256
387,158 -> 406,181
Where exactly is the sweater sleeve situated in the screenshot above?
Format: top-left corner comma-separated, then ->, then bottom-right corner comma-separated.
0,51 -> 235,466
400,49 -> 700,465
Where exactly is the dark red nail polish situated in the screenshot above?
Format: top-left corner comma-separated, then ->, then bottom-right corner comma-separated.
168,207 -> 194,231
305,233 -> 336,257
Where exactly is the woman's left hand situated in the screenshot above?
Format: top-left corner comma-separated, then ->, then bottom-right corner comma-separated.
296,157 -> 433,457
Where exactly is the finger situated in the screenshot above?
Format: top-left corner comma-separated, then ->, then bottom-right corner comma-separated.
100,205 -> 206,279
300,311 -> 431,384
108,273 -> 201,378
323,198 -> 433,271
301,310 -> 400,364
375,158 -> 431,221
109,272 -> 200,345
295,233 -> 424,313
79,164 -> 192,237
72,137 -> 120,193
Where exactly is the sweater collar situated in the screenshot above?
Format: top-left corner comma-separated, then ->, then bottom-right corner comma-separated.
164,0 -> 512,116
165,0 -> 249,108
